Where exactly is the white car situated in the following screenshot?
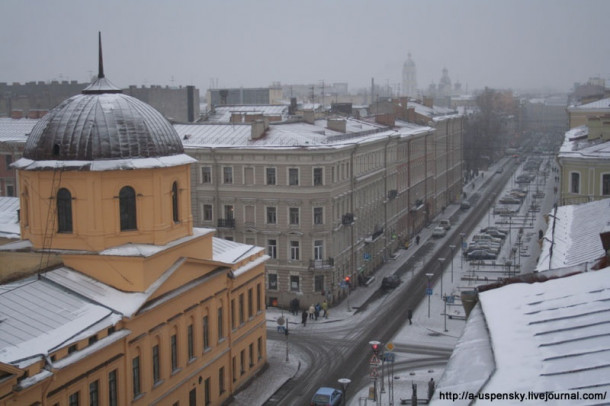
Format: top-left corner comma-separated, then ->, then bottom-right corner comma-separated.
432,227 -> 447,238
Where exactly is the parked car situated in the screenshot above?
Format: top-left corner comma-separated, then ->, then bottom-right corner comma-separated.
480,226 -> 508,237
311,387 -> 343,406
465,243 -> 500,255
484,229 -> 507,239
381,274 -> 401,289
499,196 -> 521,204
467,249 -> 497,260
432,227 -> 447,238
460,200 -> 471,210
473,234 -> 503,244
439,219 -> 451,230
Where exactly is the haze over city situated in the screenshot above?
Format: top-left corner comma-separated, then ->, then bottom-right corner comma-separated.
1,0 -> 609,94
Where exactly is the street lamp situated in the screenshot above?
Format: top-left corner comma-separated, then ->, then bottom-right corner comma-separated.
459,233 -> 466,269
437,258 -> 445,298
338,378 -> 351,406
448,245 -> 456,283
442,295 -> 448,332
425,273 -> 433,318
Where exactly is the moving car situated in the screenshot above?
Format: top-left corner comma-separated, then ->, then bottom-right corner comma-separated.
432,227 -> 447,238
381,274 -> 401,289
311,387 -> 343,406
440,219 -> 451,230
460,200 -> 471,210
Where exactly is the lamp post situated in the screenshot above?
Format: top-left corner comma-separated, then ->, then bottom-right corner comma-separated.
459,233 -> 466,269
425,273 -> 433,318
437,258 -> 445,298
338,378 -> 351,406
442,295 -> 448,332
449,245 -> 456,283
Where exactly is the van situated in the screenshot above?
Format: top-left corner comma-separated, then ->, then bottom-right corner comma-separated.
440,219 -> 451,230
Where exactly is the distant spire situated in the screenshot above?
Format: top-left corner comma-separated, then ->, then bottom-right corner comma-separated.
98,31 -> 105,79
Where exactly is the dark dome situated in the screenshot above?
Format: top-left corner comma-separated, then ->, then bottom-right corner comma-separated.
23,86 -> 184,161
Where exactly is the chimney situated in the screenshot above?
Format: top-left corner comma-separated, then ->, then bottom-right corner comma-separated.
289,97 -> 297,115
375,113 -> 395,128
600,221 -> 610,256
11,110 -> 23,119
303,110 -> 315,124
251,118 -> 269,140
423,96 -> 433,108
327,118 -> 346,133
407,107 -> 416,123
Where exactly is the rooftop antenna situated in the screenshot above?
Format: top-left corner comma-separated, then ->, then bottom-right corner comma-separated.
98,31 -> 105,79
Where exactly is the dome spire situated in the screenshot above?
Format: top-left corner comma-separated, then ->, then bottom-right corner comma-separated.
83,32 -> 121,94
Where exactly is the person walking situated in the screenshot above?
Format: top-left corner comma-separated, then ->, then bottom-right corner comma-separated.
308,304 -> 315,320
321,300 -> 328,319
407,309 -> 413,325
301,310 -> 308,326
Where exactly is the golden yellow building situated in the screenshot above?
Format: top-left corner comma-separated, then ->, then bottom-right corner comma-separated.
0,39 -> 267,406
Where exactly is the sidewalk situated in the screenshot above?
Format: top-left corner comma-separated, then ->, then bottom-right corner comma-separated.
233,161 -> 520,405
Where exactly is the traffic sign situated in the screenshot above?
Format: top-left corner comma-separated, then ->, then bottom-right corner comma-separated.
426,288 -> 433,295
385,342 -> 394,351
446,295 -> 455,304
369,354 -> 382,366
369,367 -> 379,378
384,352 -> 395,363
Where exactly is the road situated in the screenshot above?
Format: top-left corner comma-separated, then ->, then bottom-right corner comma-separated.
263,159 -> 520,405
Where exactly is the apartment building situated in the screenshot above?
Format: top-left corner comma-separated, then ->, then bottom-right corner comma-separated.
176,109 -> 463,308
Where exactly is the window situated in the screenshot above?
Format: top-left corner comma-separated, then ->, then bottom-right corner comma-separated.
268,273 -> 278,290
204,377 -> 211,405
248,288 -> 253,318
189,388 -> 197,406
132,356 -> 141,398
57,188 -> 73,233
267,239 -> 277,259
288,168 -> 299,185
223,167 -> 233,184
570,172 -> 580,194
290,275 -> 300,291
119,186 -> 137,231
603,174 -> 610,195
249,343 -> 254,367
240,349 -> 245,374
258,337 -> 263,360
172,182 -> 179,223
239,293 -> 244,325
266,207 -> 277,224
256,284 -> 262,312
289,207 -> 299,225
313,207 -> 323,225
219,366 -> 225,394
266,167 -> 276,185
201,166 -> 212,183
171,334 -> 178,372
108,370 -> 118,406
69,391 -> 79,406
315,275 -> 324,292
224,205 -> 234,220
232,356 -> 237,382
217,307 -> 224,341
290,240 -> 300,260
89,380 -> 99,406
203,204 -> 213,221
5,155 -> 12,170
203,315 -> 210,350
152,344 -> 160,384
313,167 -> 323,186
187,324 -> 194,360
314,240 -> 324,260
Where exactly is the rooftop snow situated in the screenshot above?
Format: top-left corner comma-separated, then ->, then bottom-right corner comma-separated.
207,105 -> 289,123
11,153 -> 196,171
0,118 -> 38,143
0,197 -> 20,239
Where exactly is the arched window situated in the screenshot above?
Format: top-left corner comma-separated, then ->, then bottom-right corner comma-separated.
57,188 -> 73,233
119,186 -> 137,231
171,181 -> 179,223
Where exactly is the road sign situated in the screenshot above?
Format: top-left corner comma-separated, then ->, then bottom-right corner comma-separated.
385,342 -> 394,351
446,295 -> 455,304
426,287 -> 433,295
369,367 -> 379,378
384,352 -> 395,363
369,354 -> 382,366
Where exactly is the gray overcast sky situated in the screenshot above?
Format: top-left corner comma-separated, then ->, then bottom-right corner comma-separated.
1,0 -> 608,94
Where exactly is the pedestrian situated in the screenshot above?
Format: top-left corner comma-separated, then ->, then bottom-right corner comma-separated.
314,303 -> 320,320
322,300 -> 328,318
428,378 -> 435,400
407,309 -> 413,325
415,235 -> 420,245
308,304 -> 315,320
301,310 -> 307,326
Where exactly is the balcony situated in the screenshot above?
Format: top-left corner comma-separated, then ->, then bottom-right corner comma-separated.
309,258 -> 334,270
342,213 -> 354,225
217,218 -> 236,228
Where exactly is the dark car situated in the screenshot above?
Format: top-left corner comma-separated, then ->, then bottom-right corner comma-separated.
381,275 -> 401,289
311,387 -> 343,406
467,249 -> 497,260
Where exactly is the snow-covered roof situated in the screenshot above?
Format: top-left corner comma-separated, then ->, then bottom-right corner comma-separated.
176,118 -> 431,150
207,105 -> 289,123
11,153 -> 196,171
537,199 -> 610,272
435,267 -> 610,404
0,197 -> 20,239
568,97 -> 610,111
0,118 -> 37,144
558,123 -> 610,158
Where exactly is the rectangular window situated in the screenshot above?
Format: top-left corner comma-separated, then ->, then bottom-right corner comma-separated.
288,168 -> 299,185
248,288 -> 253,318
257,337 -> 263,360
152,344 -> 160,383
203,316 -> 210,350
314,240 -> 324,260
219,366 -> 225,394
313,207 -> 323,225
249,343 -> 254,367
603,174 -> 610,195
188,324 -> 194,360
266,207 -> 277,224
313,167 -> 323,186
223,167 -> 233,184
239,293 -> 244,324
217,307 -> 224,341
89,380 -> 99,406
267,239 -> 277,259
256,284 -> 262,312
571,172 -> 580,194
204,377 -> 211,405
231,299 -> 236,329
224,205 -> 234,220
171,334 -> 178,371
240,349 -> 246,374
189,388 -> 197,406
290,241 -> 300,260
232,356 -> 237,382
69,391 -> 79,406
268,273 -> 278,290
289,207 -> 299,225
290,275 -> 300,292
203,204 -> 213,221
132,356 -> 141,398
201,166 -> 212,183
315,275 -> 324,292
108,370 -> 118,406
266,167 -> 276,185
